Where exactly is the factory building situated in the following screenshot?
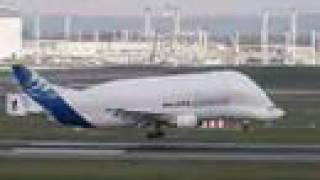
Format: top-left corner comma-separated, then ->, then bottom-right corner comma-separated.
0,7 -> 22,62
1,5 -> 319,67
21,5 -> 211,66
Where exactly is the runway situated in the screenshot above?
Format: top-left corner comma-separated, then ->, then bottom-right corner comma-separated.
2,141 -> 320,162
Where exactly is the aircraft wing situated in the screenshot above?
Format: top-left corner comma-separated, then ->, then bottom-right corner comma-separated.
105,108 -> 171,127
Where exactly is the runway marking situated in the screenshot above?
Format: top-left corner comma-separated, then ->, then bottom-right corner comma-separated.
2,149 -> 320,162
12,148 -> 126,156
0,142 -> 320,162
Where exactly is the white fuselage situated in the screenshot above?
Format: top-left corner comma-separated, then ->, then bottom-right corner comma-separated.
58,71 -> 284,127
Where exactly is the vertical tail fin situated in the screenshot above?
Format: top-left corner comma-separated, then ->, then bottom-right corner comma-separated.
13,64 -> 46,90
12,64 -> 57,99
12,64 -> 93,128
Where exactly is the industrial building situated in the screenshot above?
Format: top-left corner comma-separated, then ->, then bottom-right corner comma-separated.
21,5 -> 212,66
0,5 -> 320,66
0,7 -> 22,62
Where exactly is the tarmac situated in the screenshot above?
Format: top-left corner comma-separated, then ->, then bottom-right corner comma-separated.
2,141 -> 320,162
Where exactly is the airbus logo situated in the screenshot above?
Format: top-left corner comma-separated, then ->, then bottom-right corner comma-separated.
27,75 -> 58,99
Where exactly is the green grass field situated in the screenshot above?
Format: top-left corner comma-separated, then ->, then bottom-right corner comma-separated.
0,160 -> 319,180
2,115 -> 320,143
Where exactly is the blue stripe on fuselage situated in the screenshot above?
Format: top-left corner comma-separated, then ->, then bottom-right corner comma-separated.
12,65 -> 94,128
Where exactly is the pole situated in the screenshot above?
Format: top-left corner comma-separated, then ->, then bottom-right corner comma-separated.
261,10 -> 269,65
144,7 -> 152,39
34,15 -> 41,65
291,9 -> 297,65
64,16 -> 72,40
312,30 -> 317,65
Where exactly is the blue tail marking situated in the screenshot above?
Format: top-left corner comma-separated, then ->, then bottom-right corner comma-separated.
12,65 -> 94,128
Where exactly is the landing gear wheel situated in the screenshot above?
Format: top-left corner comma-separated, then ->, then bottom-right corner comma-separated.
146,130 -> 165,139
146,122 -> 165,139
241,120 -> 253,133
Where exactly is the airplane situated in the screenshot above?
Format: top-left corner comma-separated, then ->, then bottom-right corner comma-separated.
12,64 -> 285,138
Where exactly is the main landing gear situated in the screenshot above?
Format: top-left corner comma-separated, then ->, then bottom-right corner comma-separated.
146,121 -> 165,139
241,120 -> 254,133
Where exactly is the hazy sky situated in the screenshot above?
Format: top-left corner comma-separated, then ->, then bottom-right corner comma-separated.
1,0 -> 320,16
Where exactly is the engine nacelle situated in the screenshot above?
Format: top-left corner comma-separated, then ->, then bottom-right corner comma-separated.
176,115 -> 198,128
